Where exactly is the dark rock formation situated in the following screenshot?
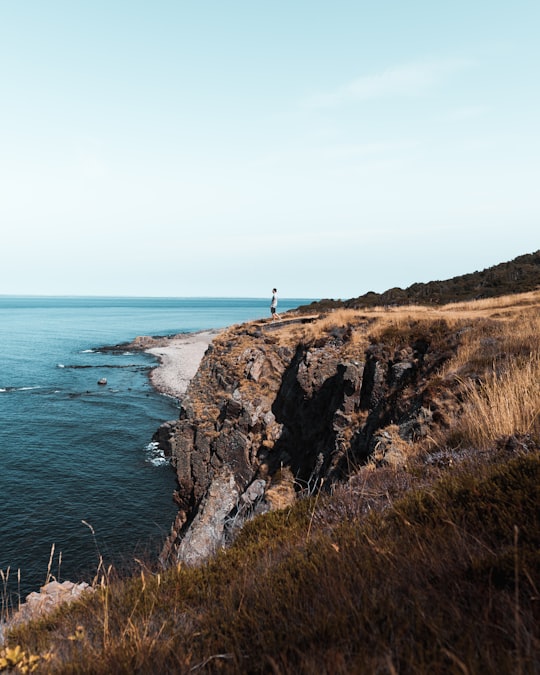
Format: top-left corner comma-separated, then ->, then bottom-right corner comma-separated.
159,319 -> 462,567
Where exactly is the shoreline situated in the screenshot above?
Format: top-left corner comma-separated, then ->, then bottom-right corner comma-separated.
101,329 -> 220,399
143,330 -> 219,399
3,329 -> 219,634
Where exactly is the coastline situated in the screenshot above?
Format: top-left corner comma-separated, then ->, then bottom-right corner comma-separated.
0,329 -> 219,636
143,330 -> 219,399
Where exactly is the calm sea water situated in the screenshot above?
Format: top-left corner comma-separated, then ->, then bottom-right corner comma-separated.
0,296 -> 310,598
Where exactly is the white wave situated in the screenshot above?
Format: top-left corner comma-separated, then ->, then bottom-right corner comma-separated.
1,386 -> 41,392
57,364 -> 65,368
80,349 -> 95,353
144,441 -> 169,467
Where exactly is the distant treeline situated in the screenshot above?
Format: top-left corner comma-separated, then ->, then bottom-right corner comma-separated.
301,250 -> 540,312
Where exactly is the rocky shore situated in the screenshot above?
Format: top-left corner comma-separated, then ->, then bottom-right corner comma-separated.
101,330 -> 220,399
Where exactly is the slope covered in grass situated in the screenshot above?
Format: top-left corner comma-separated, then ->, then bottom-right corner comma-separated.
302,249 -> 540,311
4,445 -> 539,673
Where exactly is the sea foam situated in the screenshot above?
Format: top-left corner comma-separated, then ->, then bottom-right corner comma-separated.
145,441 -> 169,467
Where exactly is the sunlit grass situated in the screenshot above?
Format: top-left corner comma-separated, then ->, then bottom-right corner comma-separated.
451,352 -> 540,448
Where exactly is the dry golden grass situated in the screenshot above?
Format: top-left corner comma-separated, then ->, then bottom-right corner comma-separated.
280,309 -> 371,356
292,290 -> 539,346
445,312 -> 539,374
266,290 -> 540,454
303,308 -> 365,330
442,288 -> 540,313
432,294 -> 540,449
451,351 -> 540,449
264,467 -> 297,510
285,290 -> 540,456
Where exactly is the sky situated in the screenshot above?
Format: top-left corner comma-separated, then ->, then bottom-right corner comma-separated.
1,1 -> 538,299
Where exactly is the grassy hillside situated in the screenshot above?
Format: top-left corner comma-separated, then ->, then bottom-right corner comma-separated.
2,290 -> 540,674
301,250 -> 540,312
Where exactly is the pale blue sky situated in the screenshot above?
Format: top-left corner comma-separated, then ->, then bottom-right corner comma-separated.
1,1 -> 538,298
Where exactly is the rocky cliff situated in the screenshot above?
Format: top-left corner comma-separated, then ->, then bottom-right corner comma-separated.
156,312 -> 465,566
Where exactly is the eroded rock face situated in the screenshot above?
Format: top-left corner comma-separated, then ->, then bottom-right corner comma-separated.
158,334 -> 290,566
171,470 -> 240,565
159,322 -> 459,566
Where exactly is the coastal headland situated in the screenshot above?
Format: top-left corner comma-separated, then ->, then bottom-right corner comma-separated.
3,252 -> 539,672
150,289 -> 540,572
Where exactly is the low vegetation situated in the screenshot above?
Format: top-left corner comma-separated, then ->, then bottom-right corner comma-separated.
2,288 -> 539,673
300,249 -> 540,311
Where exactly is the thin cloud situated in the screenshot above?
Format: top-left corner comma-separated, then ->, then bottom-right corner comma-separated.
307,59 -> 473,108
446,105 -> 489,121
251,139 -> 419,170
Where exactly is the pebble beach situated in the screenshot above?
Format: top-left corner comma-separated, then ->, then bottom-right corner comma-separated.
145,330 -> 219,398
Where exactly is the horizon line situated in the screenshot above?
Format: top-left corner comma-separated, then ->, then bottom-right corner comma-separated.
0,293 -> 321,301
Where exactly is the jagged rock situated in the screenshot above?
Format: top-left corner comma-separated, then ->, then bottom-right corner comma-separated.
243,348 -> 266,381
152,420 -> 180,457
223,397 -> 242,419
159,319 -> 459,567
390,361 -> 414,385
399,406 -> 434,440
173,470 -> 240,565
371,426 -> 409,467
241,478 -> 266,505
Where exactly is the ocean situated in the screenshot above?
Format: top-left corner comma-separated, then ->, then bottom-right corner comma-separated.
0,296 -> 311,599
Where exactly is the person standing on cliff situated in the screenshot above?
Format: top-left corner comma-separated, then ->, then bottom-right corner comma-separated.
270,288 -> 281,321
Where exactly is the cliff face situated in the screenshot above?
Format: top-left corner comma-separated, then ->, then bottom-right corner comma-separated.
158,316 -> 461,566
